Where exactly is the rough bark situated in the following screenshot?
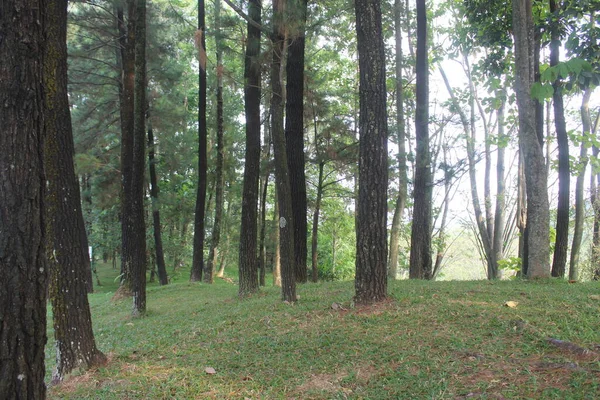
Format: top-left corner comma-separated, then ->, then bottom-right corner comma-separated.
148,116 -> 169,285
549,0 -> 569,278
409,0 -> 433,280
354,0 -> 388,304
191,0 -> 208,282
0,2 -> 48,396
118,0 -> 136,292
512,0 -> 550,278
258,143 -> 271,287
493,98 -> 507,274
44,0 -> 107,382
593,144 -> 600,280
273,195 -> 282,287
388,0 -> 408,280
285,0 -> 309,284
207,0 -> 225,284
569,88 -> 593,280
271,0 -> 297,302
238,0 -> 261,295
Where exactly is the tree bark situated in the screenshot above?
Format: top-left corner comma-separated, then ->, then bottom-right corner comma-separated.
191,0 -> 208,282
549,0 -> 569,278
148,115 -> 169,285
130,0 -> 148,316
44,0 -> 107,382
118,0 -> 136,293
493,97 -> 507,274
238,0 -> 261,295
569,88 -> 594,280
258,145 -> 271,287
285,0 -> 309,284
512,0 -> 550,278
388,0 -> 408,280
354,0 -> 388,305
0,2 -> 48,397
271,0 -> 297,302
409,0 -> 433,280
207,0 -> 225,284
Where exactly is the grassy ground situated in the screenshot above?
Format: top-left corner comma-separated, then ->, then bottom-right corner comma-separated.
47,263 -> 600,399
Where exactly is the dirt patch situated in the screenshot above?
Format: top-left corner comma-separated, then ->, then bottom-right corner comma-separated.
353,298 -> 396,315
295,372 -> 348,394
447,299 -> 491,307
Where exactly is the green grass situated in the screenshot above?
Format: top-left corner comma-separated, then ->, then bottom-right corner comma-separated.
47,263 -> 600,399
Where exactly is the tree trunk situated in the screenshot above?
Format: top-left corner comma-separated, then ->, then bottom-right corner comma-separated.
549,0 -> 569,278
285,0 -> 309,284
273,193 -> 282,287
217,199 -> 232,278
388,0 -> 408,280
0,2 -> 48,397
148,115 -> 169,285
238,0 -> 261,295
354,0 -> 388,305
312,162 -> 325,283
44,0 -> 107,382
271,0 -> 297,302
118,0 -> 136,293
512,0 -> 550,278
493,97 -> 507,274
207,0 -> 225,284
409,0 -> 433,280
258,153 -> 271,287
191,0 -> 208,282
131,0 -> 148,316
569,88 -> 594,280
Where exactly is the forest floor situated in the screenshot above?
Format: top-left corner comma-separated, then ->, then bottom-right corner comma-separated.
46,263 -> 600,399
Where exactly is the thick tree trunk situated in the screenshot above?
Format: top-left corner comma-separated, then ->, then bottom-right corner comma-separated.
312,162 -> 325,283
409,0 -> 433,280
118,0 -> 136,293
569,88 -> 594,280
273,194 -> 282,287
238,0 -> 261,295
44,0 -> 107,382
388,0 -> 408,280
0,2 -> 48,397
148,117 -> 169,285
354,0 -> 388,304
191,0 -> 208,282
258,156 -> 271,287
512,0 -> 550,278
549,0 -> 569,278
207,0 -> 225,284
131,0 -> 148,316
285,0 -> 309,284
271,0 -> 297,302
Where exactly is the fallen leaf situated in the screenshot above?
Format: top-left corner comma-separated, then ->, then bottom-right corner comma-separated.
205,367 -> 216,375
125,322 -> 134,327
504,301 -> 519,308
589,295 -> 600,300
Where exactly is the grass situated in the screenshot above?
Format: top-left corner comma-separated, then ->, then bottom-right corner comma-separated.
46,263 -> 600,399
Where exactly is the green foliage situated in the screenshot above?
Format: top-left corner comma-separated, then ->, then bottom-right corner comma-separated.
498,256 -> 522,272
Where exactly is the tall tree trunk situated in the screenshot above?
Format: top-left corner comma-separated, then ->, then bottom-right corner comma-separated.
512,0 -> 550,278
258,143 -> 271,287
273,193 -> 282,287
569,88 -> 594,280
191,0 -> 208,282
207,0 -> 225,284
354,0 -> 388,305
217,199 -> 232,278
238,0 -> 261,295
285,0 -> 309,284
118,0 -> 136,293
312,161 -> 325,283
388,0 -> 408,280
592,144 -> 600,280
409,0 -> 433,280
148,114 -> 169,285
549,0 -> 569,278
493,97 -> 507,274
44,0 -> 107,382
271,0 -> 297,302
432,146 -> 452,280
0,2 -> 48,396
131,0 -> 148,316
